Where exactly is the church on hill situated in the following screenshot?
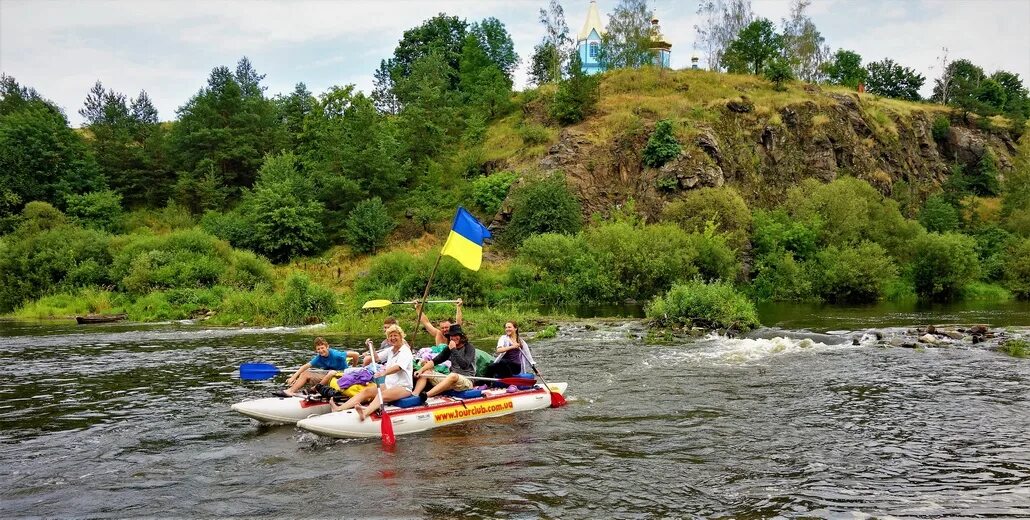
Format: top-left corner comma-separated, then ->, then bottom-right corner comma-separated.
575,0 -> 673,75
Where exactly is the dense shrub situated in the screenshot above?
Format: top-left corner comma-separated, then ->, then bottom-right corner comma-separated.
109,229 -> 260,294
811,242 -> 897,303
64,190 -> 123,232
221,250 -> 275,290
200,209 -> 256,250
750,208 -> 820,260
911,232 -> 981,300
502,173 -> 582,248
1004,238 -> 1030,299
918,194 -> 960,233
972,225 -> 1014,282
241,153 -> 326,262
344,197 -> 395,254
517,122 -> 551,146
642,120 -> 681,168
931,116 -> 951,141
786,177 -> 922,260
355,251 -> 419,300
686,227 -> 738,282
663,186 -> 751,249
647,280 -> 760,331
966,151 -> 1001,197
471,171 -> 519,215
749,251 -> 814,301
580,222 -> 699,302
279,273 -> 336,325
398,252 -> 488,305
0,223 -> 112,311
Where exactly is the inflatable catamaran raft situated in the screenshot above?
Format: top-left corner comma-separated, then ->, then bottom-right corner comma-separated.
232,382 -> 568,437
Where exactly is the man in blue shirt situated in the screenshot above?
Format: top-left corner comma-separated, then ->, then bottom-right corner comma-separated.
275,337 -> 358,397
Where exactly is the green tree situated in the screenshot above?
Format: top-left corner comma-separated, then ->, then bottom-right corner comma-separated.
911,232 -> 980,300
64,190 -> 123,232
642,119 -> 682,167
918,194 -> 960,232
274,82 -> 316,149
991,70 -> 1030,119
469,17 -> 519,82
812,241 -> 897,303
530,43 -> 562,85
0,75 -> 104,220
459,33 -> 513,119
80,82 -> 170,207
822,49 -> 867,89
597,0 -> 655,69
780,0 -> 829,82
535,0 -> 573,84
931,59 -> 983,106
865,59 -> 924,101
503,173 -> 582,248
763,57 -> 795,90
694,0 -> 755,71
345,197 -> 396,254
240,153 -> 326,263
395,51 -> 463,162
550,53 -> 600,125
302,85 -> 407,213
663,186 -> 752,250
1004,238 -> 1030,299
723,18 -> 784,75
170,58 -> 284,211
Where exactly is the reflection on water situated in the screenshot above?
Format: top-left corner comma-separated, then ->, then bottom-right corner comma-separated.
757,299 -> 1030,331
1,319 -> 1029,517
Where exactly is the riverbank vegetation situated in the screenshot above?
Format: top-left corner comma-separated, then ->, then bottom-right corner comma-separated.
2,1 -> 1029,336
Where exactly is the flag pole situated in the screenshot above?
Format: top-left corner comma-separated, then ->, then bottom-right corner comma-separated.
412,254 -> 443,344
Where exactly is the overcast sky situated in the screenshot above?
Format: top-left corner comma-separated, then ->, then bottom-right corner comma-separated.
1,0 -> 1028,126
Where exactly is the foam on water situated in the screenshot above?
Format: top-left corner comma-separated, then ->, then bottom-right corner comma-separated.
659,333 -> 843,365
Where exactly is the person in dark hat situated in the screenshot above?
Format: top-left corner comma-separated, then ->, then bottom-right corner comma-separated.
412,323 -> 478,403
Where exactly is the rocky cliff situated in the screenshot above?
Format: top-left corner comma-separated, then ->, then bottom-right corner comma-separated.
493,69 -> 1020,225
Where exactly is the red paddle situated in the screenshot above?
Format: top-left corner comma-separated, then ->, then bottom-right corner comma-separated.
530,365 -> 566,407
367,343 -> 395,447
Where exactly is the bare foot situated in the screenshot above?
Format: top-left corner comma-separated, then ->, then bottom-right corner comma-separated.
355,405 -> 366,421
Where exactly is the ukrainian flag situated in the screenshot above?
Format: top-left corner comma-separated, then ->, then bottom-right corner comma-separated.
441,207 -> 492,271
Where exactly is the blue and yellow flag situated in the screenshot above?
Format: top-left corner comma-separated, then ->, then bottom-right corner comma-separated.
440,207 -> 492,271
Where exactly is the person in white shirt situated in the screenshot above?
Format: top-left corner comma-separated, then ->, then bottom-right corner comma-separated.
330,324 -> 413,419
485,321 -> 533,378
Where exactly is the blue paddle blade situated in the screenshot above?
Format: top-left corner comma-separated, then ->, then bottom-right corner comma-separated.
239,363 -> 280,381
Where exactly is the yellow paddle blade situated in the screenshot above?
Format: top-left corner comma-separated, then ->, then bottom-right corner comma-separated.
361,299 -> 394,309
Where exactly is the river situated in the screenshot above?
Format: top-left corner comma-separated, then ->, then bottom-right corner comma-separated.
1,305 -> 1029,518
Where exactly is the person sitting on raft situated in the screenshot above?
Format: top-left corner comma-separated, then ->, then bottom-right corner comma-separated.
276,337 -> 358,397
485,321 -> 528,379
412,324 -> 477,403
330,324 -> 413,420
414,298 -> 463,346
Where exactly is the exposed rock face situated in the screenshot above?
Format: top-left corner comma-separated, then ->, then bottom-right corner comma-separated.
514,90 -> 1017,222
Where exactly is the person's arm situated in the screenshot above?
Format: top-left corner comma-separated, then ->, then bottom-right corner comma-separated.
415,302 -> 440,337
495,335 -> 516,353
418,347 -> 450,375
454,298 -> 463,326
286,362 -> 312,385
345,351 -> 360,366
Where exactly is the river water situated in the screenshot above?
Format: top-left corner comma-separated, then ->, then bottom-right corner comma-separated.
1,307 -> 1029,518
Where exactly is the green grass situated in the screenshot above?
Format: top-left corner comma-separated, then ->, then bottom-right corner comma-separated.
960,282 -> 1013,301
1000,339 -> 1029,358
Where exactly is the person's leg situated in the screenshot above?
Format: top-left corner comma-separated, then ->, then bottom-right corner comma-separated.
331,385 -> 375,412
484,362 -> 499,379
357,386 -> 410,420
426,373 -> 458,397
